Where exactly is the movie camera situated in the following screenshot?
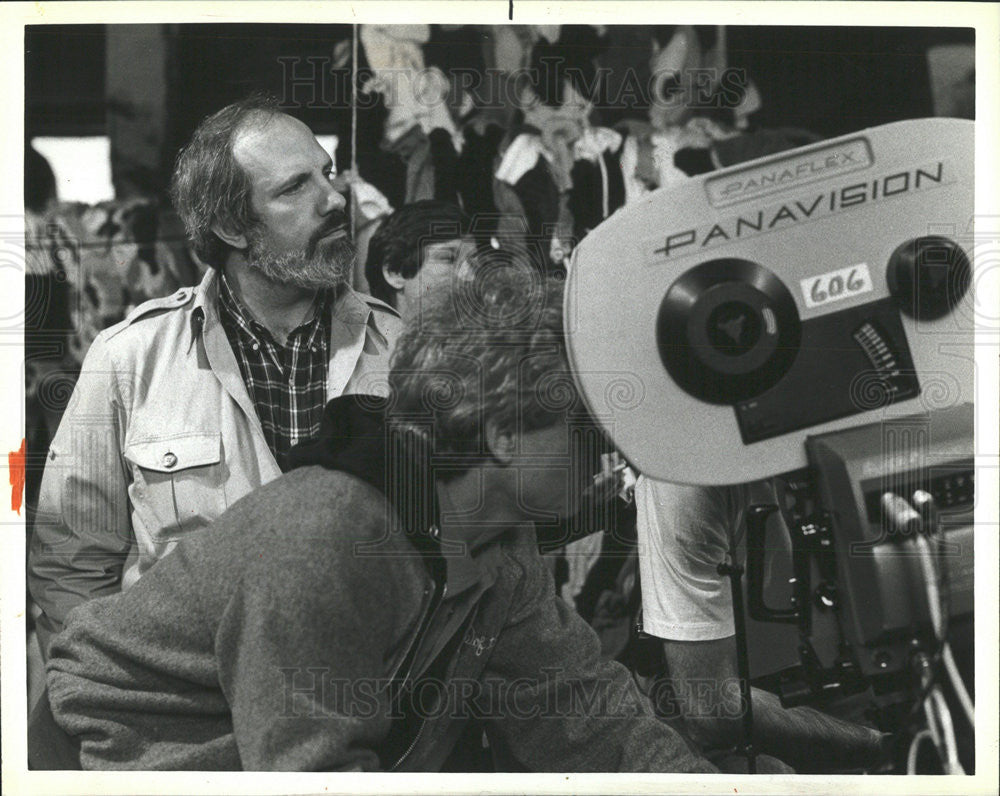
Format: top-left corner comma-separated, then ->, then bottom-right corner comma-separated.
565,119 -> 976,773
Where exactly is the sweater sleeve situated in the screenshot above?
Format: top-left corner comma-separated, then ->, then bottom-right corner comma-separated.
482,531 -> 720,773
47,471 -> 426,772
213,477 -> 424,771
46,545 -> 234,770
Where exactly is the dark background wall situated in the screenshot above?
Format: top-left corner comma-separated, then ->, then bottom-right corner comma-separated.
726,26 -> 974,137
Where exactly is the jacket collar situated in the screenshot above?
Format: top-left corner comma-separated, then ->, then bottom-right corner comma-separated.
439,538 -> 505,598
191,269 -> 269,448
288,395 -> 501,598
190,267 -> 219,338
192,267 -> 392,413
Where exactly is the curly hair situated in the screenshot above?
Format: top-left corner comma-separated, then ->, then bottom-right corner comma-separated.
169,94 -> 282,267
365,200 -> 471,305
388,267 -> 587,474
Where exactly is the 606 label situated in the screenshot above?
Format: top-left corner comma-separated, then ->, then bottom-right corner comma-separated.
800,263 -> 873,308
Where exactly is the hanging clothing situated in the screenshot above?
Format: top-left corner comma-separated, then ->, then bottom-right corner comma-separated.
568,149 -> 625,240
359,24 -> 462,151
568,127 -> 626,239
456,123 -> 504,226
428,128 -> 461,204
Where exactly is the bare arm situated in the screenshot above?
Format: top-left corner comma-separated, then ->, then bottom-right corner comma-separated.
661,635 -> 889,773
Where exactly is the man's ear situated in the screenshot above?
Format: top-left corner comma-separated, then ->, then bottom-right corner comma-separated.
484,419 -> 516,465
382,265 -> 406,291
211,221 -> 249,251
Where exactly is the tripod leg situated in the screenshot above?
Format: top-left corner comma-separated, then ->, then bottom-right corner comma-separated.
718,560 -> 757,773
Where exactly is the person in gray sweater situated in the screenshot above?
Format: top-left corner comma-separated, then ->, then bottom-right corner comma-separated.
43,271 -> 720,773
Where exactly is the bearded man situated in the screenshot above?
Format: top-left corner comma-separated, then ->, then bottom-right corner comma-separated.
29,96 -> 402,656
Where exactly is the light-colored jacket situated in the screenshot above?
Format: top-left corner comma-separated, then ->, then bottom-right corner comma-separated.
29,268 -> 402,655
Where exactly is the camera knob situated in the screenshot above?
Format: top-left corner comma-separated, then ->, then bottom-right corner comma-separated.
886,236 -> 971,321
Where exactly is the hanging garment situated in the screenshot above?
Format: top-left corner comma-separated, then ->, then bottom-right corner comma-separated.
428,128 -> 461,205
494,126 -> 575,271
489,25 -> 536,73
359,24 -> 462,150
568,149 -> 625,240
510,159 -> 561,266
359,24 -> 430,74
494,132 -> 552,186
568,127 -> 625,238
456,123 -> 504,227
382,125 -> 435,204
616,117 -> 741,201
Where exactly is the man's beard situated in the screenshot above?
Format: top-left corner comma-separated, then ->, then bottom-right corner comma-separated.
245,221 -> 356,291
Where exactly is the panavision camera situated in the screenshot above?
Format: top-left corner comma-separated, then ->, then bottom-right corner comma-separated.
566,119 -> 975,773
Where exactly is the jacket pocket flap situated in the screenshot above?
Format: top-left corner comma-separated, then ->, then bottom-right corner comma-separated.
124,432 -> 221,472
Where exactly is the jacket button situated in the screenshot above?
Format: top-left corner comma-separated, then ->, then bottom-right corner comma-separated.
162,452 -> 178,469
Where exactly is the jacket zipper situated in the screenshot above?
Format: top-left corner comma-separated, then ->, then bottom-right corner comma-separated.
390,717 -> 427,772
390,581 -> 448,771
384,580 -> 437,685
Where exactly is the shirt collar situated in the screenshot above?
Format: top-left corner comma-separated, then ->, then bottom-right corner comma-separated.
435,525 -> 509,598
440,541 -> 482,597
217,270 -> 330,343
195,268 -> 383,345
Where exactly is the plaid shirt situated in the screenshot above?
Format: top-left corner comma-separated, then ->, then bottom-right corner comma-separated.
217,274 -> 331,471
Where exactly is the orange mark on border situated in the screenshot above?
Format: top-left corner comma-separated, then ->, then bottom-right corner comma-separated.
9,438 -> 25,515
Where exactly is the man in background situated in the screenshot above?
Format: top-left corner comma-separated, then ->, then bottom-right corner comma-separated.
29,95 -> 402,655
364,199 -> 477,324
636,476 -> 892,772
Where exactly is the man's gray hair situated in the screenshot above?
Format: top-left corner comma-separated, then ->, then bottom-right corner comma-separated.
169,94 -> 282,267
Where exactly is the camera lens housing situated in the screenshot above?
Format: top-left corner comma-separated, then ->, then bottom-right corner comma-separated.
657,258 -> 802,404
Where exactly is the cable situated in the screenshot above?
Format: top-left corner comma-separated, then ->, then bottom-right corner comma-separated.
883,493 -> 943,718
917,652 -> 963,775
913,534 -> 944,643
911,491 -> 973,730
929,686 -> 964,774
921,692 -> 946,772
882,491 -> 969,774
942,642 -> 975,729
912,490 -> 950,643
597,150 -> 609,219
907,729 -> 934,774
885,492 -> 961,718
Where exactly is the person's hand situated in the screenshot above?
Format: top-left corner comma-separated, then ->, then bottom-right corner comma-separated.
584,452 -> 627,507
867,731 -> 898,773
